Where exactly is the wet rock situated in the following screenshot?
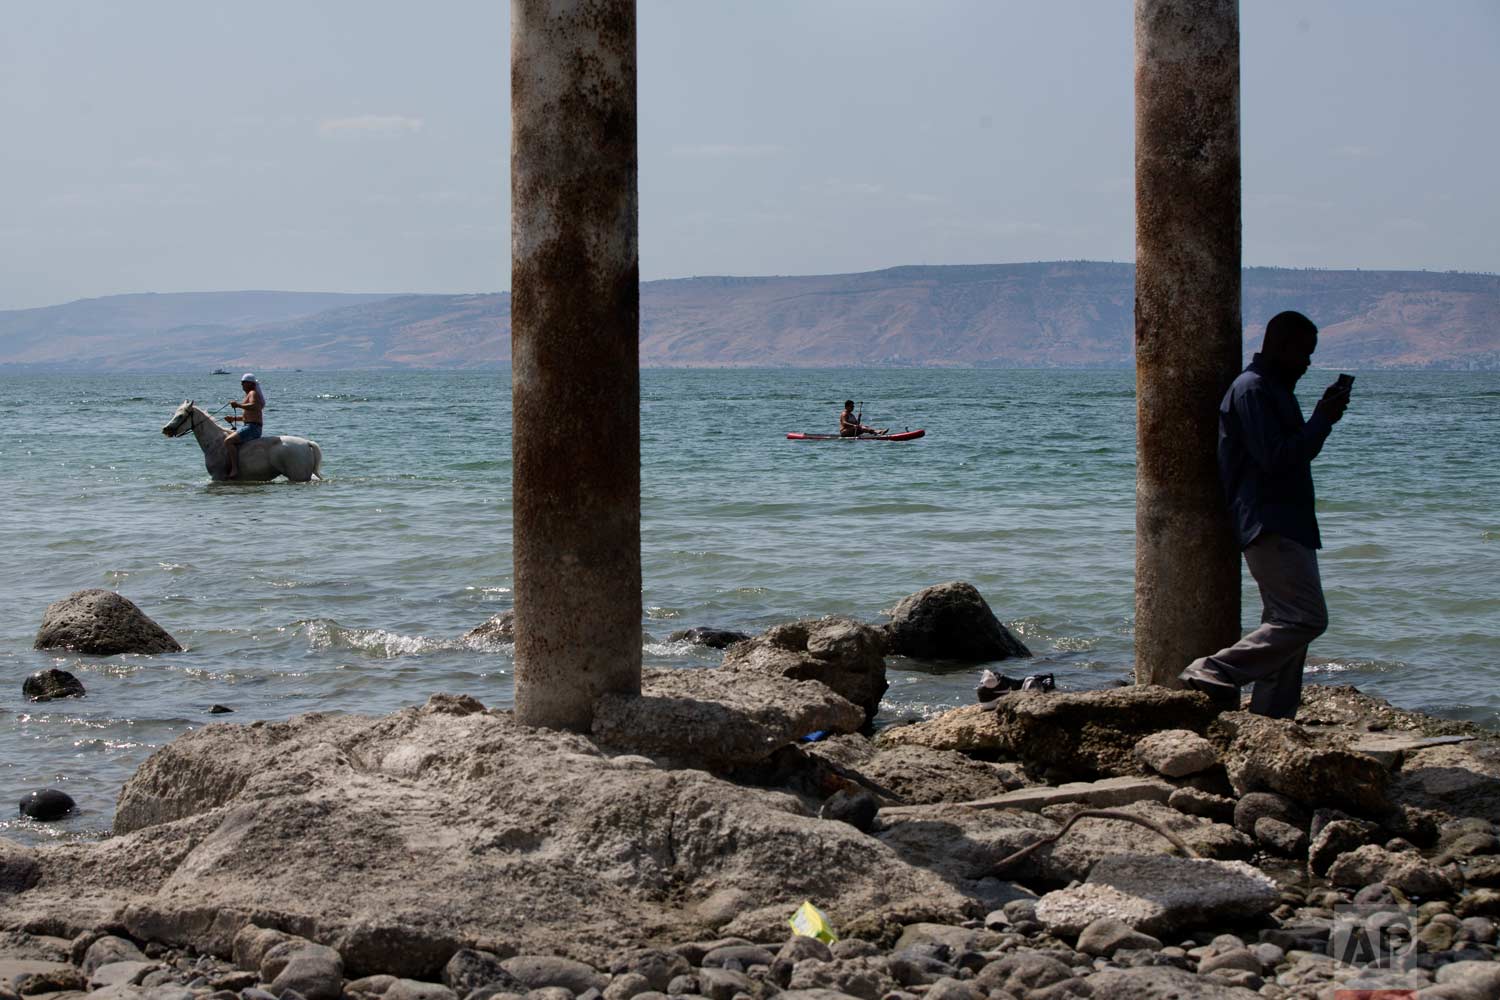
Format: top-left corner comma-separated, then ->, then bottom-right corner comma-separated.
668,628 -> 752,650
0,839 -> 41,893
1308,818 -> 1379,875
882,582 -> 1030,662
593,665 -> 865,768
720,616 -> 889,725
463,612 -> 514,645
1075,917 -> 1162,957
1133,730 -> 1217,778
1253,816 -> 1308,857
21,669 -> 85,701
1209,712 -> 1390,815
879,686 -> 1215,782
1167,787 -> 1235,825
17,789 -> 74,822
1034,855 -> 1278,937
33,589 -> 182,655
1326,845 -> 1458,898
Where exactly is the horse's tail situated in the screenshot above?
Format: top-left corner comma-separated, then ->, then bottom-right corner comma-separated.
310,441 -> 324,481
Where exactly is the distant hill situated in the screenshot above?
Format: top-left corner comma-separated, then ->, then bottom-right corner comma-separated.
1,264 -> 1496,371
0,291 -> 396,370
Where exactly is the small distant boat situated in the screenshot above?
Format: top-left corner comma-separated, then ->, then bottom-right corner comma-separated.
211,368 -> 230,375
787,429 -> 926,442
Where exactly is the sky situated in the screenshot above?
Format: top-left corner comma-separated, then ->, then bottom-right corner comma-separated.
2,1 -> 1497,311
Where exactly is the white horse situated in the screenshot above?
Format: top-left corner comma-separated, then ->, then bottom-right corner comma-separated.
161,401 -> 323,483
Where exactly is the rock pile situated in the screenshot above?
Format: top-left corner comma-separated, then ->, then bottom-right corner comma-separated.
8,575 -> 1500,1000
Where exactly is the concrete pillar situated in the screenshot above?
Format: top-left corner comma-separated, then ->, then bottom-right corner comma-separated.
511,0 -> 641,730
1133,0 -> 1243,686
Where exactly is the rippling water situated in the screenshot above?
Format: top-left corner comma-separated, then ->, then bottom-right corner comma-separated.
3,368 -> 1497,844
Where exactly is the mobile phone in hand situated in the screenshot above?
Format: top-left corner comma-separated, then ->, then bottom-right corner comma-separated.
1334,373 -> 1355,395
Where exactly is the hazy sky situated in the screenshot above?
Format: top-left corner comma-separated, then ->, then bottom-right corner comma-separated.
2,1 -> 1497,310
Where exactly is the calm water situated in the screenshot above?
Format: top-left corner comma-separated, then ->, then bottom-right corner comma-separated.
3,369 -> 1498,844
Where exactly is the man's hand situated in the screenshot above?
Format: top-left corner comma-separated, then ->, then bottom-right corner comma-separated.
229,400 -> 242,409
1314,381 -> 1350,425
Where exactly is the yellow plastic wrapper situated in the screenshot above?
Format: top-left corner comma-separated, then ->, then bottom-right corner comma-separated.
788,900 -> 838,943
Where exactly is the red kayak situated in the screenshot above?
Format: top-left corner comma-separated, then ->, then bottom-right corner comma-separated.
786,429 -> 926,442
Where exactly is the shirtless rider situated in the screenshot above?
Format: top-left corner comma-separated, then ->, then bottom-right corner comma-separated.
839,400 -> 884,438
225,373 -> 265,479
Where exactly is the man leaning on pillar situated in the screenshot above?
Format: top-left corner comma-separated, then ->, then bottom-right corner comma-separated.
1179,310 -> 1353,719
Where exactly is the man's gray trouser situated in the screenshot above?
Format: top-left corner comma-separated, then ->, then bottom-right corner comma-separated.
1190,532 -> 1328,719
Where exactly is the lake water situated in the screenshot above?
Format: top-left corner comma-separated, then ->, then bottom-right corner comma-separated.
3,368 -> 1497,845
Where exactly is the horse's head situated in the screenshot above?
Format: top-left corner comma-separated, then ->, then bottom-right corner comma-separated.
162,400 -> 194,437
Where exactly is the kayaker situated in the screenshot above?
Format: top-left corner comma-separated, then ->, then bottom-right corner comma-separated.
839,400 -> 883,437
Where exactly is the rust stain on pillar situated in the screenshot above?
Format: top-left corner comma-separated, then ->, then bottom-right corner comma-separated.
511,0 -> 641,730
1134,0 -> 1243,686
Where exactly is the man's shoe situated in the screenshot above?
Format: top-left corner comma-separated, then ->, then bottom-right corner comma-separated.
1181,665 -> 1240,712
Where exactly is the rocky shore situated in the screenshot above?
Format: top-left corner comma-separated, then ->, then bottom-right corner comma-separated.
7,583 -> 1500,1000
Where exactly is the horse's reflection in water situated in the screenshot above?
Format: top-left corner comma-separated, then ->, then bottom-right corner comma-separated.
162,401 -> 323,483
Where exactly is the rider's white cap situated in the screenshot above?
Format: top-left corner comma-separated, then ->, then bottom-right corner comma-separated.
240,373 -> 257,383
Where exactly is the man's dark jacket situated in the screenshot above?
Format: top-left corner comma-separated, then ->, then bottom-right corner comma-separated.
1218,354 -> 1332,550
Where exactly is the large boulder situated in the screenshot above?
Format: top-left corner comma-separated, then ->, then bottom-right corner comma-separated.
1208,711 -> 1390,816
592,666 -> 865,768
877,798 -> 1248,886
719,617 -> 888,726
818,742 -> 1029,806
882,582 -> 1030,662
1390,741 -> 1500,825
1033,854 -> 1278,937
878,686 -> 1216,781
8,694 -> 980,970
33,589 -> 182,655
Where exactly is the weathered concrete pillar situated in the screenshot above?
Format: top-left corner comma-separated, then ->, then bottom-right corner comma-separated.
1133,0 -> 1243,686
511,0 -> 641,730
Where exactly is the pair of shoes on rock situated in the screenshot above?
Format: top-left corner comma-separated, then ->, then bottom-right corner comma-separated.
1180,665 -> 1240,712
